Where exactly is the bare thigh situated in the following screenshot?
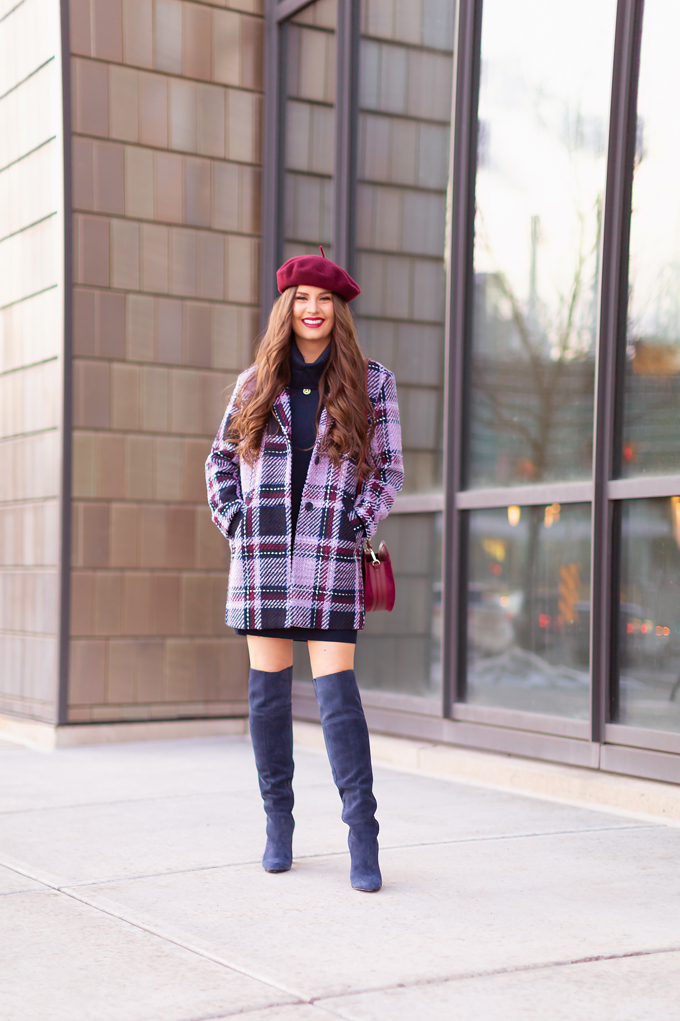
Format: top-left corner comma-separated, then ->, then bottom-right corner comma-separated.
308,640 -> 355,678
246,636 -> 293,671
245,635 -> 355,676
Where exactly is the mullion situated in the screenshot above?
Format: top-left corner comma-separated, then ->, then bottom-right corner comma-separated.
591,0 -> 645,743
333,0 -> 360,276
260,0 -> 287,330
443,0 -> 483,716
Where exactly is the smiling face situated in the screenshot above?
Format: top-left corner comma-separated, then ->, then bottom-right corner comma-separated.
291,284 -> 335,362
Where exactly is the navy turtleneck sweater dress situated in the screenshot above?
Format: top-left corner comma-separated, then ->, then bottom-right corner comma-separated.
234,342 -> 359,644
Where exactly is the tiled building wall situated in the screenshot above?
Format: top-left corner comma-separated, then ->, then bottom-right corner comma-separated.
67,0 -> 262,721
0,0 -> 66,722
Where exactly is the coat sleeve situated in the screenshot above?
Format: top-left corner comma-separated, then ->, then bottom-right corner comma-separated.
205,374 -> 248,540
352,368 -> 404,539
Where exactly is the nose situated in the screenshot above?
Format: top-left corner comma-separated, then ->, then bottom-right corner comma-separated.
306,297 -> 320,315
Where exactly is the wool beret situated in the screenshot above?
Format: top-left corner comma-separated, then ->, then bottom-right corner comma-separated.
277,249 -> 361,302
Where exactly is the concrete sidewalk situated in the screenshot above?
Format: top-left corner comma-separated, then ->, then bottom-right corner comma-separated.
1,730 -> 680,1020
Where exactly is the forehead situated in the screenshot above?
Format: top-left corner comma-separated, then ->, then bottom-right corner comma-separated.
294,284 -> 333,296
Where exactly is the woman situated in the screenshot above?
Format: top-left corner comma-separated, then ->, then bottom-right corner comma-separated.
205,251 -> 403,892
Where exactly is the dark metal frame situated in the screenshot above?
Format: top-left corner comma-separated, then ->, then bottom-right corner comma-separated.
267,0 -> 680,783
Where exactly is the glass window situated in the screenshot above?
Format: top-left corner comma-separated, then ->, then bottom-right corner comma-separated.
621,2 -> 680,476
469,0 -> 616,488
283,1 -> 336,260
466,502 -> 592,719
355,0 -> 453,495
616,498 -> 680,732
294,512 -> 442,699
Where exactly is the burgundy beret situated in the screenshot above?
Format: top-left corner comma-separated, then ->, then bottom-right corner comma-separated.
277,249 -> 361,302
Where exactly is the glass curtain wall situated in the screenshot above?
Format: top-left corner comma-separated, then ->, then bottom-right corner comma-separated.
283,1 -> 336,260
268,0 -> 680,774
353,0 -> 454,697
464,0 -> 617,718
613,1 -> 680,737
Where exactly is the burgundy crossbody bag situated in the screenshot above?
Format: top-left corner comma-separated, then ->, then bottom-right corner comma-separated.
362,539 -> 396,612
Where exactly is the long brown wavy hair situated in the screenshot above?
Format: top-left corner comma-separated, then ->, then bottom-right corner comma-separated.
228,287 -> 375,478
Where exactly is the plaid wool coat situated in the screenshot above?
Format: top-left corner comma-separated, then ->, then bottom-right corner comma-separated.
205,358 -> 404,631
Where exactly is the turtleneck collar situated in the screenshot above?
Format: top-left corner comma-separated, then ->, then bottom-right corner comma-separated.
289,341 -> 330,390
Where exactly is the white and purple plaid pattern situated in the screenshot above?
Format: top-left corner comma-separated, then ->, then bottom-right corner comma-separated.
205,359 -> 404,631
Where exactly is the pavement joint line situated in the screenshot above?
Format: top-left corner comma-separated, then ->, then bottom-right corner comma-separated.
305,944 -> 680,1006
4,862 -> 680,1012
60,887 -> 314,1004
0,858 -> 309,1006
0,822 -> 658,894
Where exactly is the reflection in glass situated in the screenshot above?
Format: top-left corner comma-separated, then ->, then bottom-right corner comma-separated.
616,499 -> 680,732
622,3 -> 680,476
466,503 -> 591,718
283,1 -> 336,259
470,0 -> 616,487
355,0 -> 453,495
294,513 -> 442,698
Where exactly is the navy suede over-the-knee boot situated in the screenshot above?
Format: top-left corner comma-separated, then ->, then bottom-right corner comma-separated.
313,670 -> 382,892
248,666 -> 295,873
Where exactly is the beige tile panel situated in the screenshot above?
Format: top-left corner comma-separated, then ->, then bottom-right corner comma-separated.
73,358 -> 111,428
0,500 -> 59,568
68,628 -> 248,710
226,87 -> 262,163
111,218 -> 141,289
138,222 -> 169,293
0,216 -> 59,309
0,288 -> 62,374
108,63 -> 139,142
71,501 -> 110,567
91,0 -> 123,62
169,76 -> 198,152
0,569 -> 60,634
197,82 -> 226,157
139,70 -> 169,147
110,361 -> 138,429
69,638 -> 107,704
70,3 -> 262,87
73,429 -> 230,507
0,140 -> 58,240
154,150 -> 184,222
73,288 -> 126,359
98,62 -> 263,164
71,57 -> 109,138
0,0 -> 57,97
102,147 -> 262,232
154,0 -> 183,75
69,0 -> 92,56
0,633 -> 57,710
73,213 -> 110,288
109,502 -> 139,565
183,0 -> 213,81
0,359 -> 60,440
71,501 -> 231,573
0,432 -> 60,502
121,0 -> 154,69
